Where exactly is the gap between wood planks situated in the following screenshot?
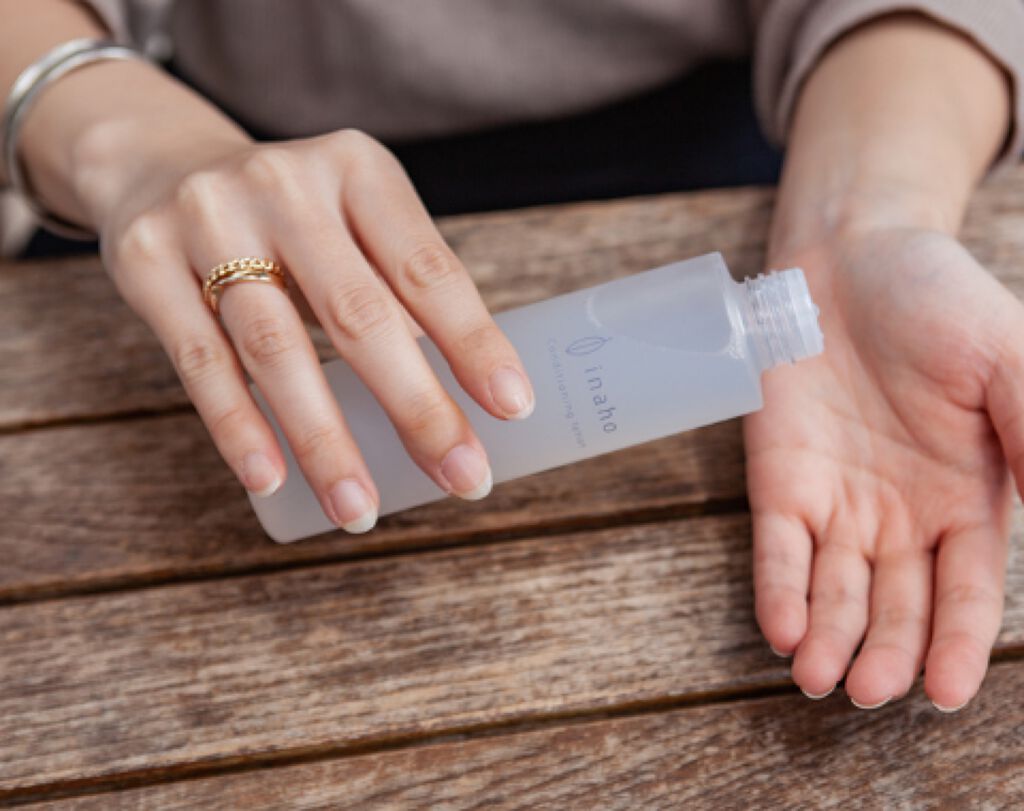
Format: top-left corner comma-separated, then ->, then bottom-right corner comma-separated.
5,646 -> 1024,809
0,495 -> 749,606
0,403 -> 196,439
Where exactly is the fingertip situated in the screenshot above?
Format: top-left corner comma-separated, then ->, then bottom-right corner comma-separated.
932,698 -> 970,714
924,645 -> 984,714
458,466 -> 493,501
241,450 -> 285,497
791,638 -> 847,700
326,478 -> 379,533
439,443 -> 493,500
792,670 -> 837,702
757,597 -> 807,656
488,365 -> 535,420
926,677 -> 975,714
850,695 -> 892,710
845,648 -> 913,709
752,512 -> 813,655
800,684 -> 835,701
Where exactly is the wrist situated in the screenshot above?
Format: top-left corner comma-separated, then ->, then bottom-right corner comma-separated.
768,13 -> 1011,262
19,58 -> 250,233
69,109 -> 250,231
769,165 -> 964,263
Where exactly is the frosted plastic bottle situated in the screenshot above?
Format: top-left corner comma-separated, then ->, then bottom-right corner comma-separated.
250,252 -> 824,542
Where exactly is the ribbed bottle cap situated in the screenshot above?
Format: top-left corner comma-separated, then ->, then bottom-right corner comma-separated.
780,267 -> 824,361
744,267 -> 824,367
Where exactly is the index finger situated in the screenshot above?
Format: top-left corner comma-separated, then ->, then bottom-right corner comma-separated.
336,134 -> 535,422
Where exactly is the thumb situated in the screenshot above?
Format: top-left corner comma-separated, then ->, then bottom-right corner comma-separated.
986,319 -> 1024,500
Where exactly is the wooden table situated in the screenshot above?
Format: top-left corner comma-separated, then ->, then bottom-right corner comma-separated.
2,172 -> 1024,809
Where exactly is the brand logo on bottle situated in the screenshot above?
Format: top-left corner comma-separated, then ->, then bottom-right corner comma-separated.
565,336 -> 612,357
564,335 -> 618,434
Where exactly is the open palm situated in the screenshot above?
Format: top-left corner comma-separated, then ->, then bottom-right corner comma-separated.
745,227 -> 1024,710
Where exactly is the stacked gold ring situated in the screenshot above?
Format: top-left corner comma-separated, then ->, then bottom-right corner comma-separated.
203,257 -> 287,315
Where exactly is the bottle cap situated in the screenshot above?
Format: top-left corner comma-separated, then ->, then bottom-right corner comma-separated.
780,267 -> 824,361
744,267 -> 824,367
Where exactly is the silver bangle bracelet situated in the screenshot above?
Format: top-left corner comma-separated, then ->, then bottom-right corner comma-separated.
2,39 -> 148,240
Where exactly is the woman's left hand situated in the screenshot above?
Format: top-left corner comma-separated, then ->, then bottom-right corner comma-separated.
745,224 -> 1024,711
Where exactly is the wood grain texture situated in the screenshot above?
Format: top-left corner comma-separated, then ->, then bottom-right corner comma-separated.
3,171 -> 1023,806
0,514 -> 775,796
0,513 -> 1022,798
0,411 -> 743,600
32,659 -> 1024,810
2,168 -> 1022,428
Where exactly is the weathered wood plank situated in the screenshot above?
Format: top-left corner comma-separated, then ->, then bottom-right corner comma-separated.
2,169 -> 1021,428
33,658 -> 1024,811
0,411 -> 743,600
1,513 -> 1022,798
0,514 -> 772,796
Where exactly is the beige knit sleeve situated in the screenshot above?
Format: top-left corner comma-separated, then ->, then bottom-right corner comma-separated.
751,0 -> 1024,167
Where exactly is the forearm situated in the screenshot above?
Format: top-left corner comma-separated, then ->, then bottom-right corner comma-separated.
770,13 -> 1012,257
1,0 -> 250,231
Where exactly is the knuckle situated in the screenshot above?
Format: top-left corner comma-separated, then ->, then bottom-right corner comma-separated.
759,580 -> 805,602
241,148 -> 296,187
113,211 -> 168,268
292,422 -> 344,461
175,170 -> 230,220
863,641 -> 918,669
326,283 -> 395,342
332,129 -> 396,178
401,242 -> 460,290
173,334 -> 228,386
811,582 -> 864,610
872,606 -> 926,630
240,148 -> 306,206
332,128 -> 380,159
238,315 -> 298,366
930,629 -> 990,663
939,583 -> 1001,612
811,622 -> 856,649
456,322 -> 503,356
206,402 -> 249,442
109,213 -> 171,312
399,388 -> 455,438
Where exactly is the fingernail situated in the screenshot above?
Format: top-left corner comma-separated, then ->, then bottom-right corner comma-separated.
489,366 -> 534,420
327,479 -> 378,533
440,444 -> 493,500
932,699 -> 969,714
769,645 -> 791,659
851,696 -> 892,710
241,451 -> 282,497
801,685 -> 835,700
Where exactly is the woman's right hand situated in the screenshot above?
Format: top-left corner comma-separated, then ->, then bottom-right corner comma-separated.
98,128 -> 535,532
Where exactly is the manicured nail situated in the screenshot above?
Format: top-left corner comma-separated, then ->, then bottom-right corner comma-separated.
327,479 -> 378,533
489,366 -> 534,420
769,644 -> 791,659
440,444 -> 493,500
801,685 -> 835,700
851,696 -> 892,710
932,699 -> 969,714
241,451 -> 282,497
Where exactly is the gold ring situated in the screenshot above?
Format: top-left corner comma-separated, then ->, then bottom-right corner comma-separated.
203,257 -> 287,315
